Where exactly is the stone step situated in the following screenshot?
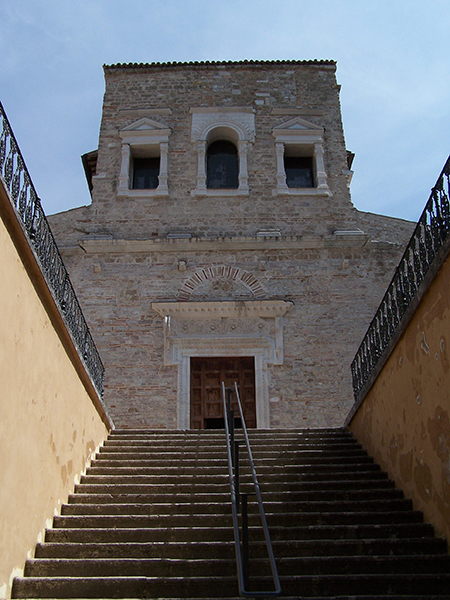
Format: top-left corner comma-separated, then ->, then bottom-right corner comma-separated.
44,522 -> 437,544
54,504 -> 423,527
108,427 -> 351,436
14,427 -> 450,599
10,597 -> 450,600
23,557 -> 240,578
23,554 -> 450,578
107,430 -> 354,443
294,597 -> 450,600
61,498 -> 414,516
62,502 -> 232,516
94,451 -> 376,465
90,457 -> 380,470
52,514 -> 232,529
35,540 -> 235,560
107,436 -> 354,445
12,575 -> 240,599
78,473 -> 393,489
51,509 -> 425,530
278,573 -> 450,597
99,442 -> 366,455
45,526 -> 236,543
67,495 -> 414,514
34,536 -> 448,560
10,596 -> 450,600
84,466 -> 388,482
104,435 -> 357,446
73,482 -> 403,500
12,572 -> 450,599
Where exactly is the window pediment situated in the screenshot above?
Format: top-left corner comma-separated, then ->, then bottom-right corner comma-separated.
273,116 -> 324,134
119,118 -> 171,145
121,117 -> 170,132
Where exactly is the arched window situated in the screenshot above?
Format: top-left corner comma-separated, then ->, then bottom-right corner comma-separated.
206,140 -> 239,189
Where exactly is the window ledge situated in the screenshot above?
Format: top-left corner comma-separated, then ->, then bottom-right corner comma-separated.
190,188 -> 249,197
272,186 -> 331,197
117,188 -> 169,198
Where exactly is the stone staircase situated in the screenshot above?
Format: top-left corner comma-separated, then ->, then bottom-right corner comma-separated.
12,428 -> 450,599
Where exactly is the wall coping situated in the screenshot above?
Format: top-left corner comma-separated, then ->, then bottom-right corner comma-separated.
345,233 -> 450,426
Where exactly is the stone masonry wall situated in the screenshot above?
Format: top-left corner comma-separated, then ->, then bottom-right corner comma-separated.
49,61 -> 414,428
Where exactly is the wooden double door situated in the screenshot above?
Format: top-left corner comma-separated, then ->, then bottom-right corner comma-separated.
190,357 -> 256,429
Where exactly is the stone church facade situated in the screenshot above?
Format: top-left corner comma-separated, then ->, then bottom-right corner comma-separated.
48,60 -> 413,430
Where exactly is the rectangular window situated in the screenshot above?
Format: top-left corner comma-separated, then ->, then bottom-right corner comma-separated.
284,156 -> 314,188
132,157 -> 160,190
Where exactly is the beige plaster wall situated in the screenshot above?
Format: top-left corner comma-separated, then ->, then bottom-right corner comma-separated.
0,200 -> 110,597
348,253 -> 450,544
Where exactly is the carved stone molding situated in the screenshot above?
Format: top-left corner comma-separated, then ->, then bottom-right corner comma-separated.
190,109 -> 255,143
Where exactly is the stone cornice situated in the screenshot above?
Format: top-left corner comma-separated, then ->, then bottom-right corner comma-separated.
151,300 -> 293,319
75,232 -> 368,254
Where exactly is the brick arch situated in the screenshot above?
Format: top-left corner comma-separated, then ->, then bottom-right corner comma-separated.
178,266 -> 265,301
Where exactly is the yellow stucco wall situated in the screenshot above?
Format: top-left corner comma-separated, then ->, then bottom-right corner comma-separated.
349,253 -> 450,545
0,201 -> 110,597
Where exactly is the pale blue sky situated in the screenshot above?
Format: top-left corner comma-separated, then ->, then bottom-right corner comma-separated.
1,0 -> 449,221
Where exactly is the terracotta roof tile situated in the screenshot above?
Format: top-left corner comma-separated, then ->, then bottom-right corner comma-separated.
104,59 -> 336,71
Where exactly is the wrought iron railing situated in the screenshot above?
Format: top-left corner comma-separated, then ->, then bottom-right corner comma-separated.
351,156 -> 450,399
0,101 -> 104,396
222,382 -> 281,597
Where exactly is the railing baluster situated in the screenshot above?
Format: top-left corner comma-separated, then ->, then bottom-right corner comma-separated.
351,156 -> 450,399
0,101 -> 104,397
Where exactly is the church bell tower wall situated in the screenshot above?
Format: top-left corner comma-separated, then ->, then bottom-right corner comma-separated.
49,61 -> 414,428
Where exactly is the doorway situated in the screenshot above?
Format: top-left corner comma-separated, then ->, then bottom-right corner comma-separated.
190,357 -> 256,429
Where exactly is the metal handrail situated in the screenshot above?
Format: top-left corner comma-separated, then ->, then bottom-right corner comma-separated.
221,381 -> 281,597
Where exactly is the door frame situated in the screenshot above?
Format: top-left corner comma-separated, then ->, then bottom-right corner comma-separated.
181,346 -> 268,430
